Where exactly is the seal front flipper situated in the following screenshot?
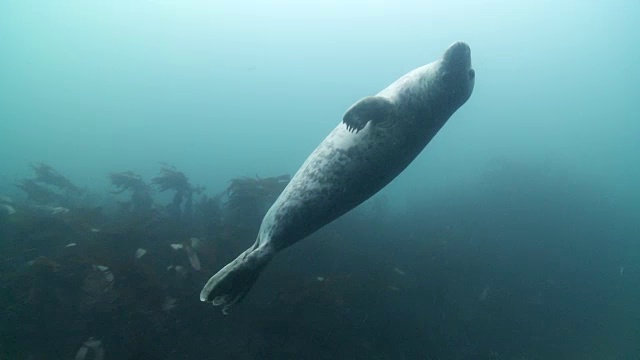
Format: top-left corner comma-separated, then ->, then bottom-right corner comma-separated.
342,96 -> 395,133
200,242 -> 274,315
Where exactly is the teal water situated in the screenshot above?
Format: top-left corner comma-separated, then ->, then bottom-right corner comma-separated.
1,1 -> 639,358
1,1 -> 638,202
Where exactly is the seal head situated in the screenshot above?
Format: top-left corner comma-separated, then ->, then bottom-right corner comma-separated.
437,41 -> 475,113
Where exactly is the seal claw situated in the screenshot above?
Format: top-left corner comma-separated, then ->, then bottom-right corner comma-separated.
343,95 -> 395,133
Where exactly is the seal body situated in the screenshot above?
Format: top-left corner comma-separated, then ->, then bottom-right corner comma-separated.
201,42 -> 475,314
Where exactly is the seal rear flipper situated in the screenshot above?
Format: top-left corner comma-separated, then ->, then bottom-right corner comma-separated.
200,244 -> 274,315
342,96 -> 395,133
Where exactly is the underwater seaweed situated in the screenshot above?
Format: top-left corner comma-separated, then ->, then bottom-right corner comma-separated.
191,193 -> 223,242
109,171 -> 147,194
1,158 -> 629,359
108,171 -> 153,215
16,163 -> 86,211
16,179 -> 63,205
31,162 -> 80,193
224,174 -> 290,228
151,164 -> 203,220
152,165 -> 191,194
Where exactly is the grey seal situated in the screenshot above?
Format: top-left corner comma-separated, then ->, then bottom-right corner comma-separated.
201,41 -> 476,314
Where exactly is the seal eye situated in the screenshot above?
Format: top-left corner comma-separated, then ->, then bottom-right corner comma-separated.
468,69 -> 475,80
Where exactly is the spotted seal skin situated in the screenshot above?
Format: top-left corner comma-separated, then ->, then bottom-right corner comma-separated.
201,42 -> 475,314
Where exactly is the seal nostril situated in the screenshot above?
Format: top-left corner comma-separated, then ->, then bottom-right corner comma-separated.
468,69 -> 475,80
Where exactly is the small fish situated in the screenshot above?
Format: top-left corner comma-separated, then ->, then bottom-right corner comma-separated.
162,297 -> 177,311
171,240 -> 200,271
387,286 -> 401,292
190,237 -> 202,250
90,228 -> 101,233
184,244 -> 201,271
393,267 -> 406,276
620,266 -> 624,276
0,204 -> 16,215
134,248 -> 147,259
74,337 -> 105,360
479,286 -> 490,301
51,207 -> 70,216
174,265 -> 188,276
65,243 -> 77,248
316,276 -> 325,282
93,265 -> 114,283
0,195 -> 13,204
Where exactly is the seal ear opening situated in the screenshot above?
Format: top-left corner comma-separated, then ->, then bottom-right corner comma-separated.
342,96 -> 395,133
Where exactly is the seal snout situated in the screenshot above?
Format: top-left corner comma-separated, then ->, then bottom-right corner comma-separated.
443,41 -> 471,68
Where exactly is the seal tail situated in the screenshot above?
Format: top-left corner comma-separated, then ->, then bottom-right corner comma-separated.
199,242 -> 273,315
